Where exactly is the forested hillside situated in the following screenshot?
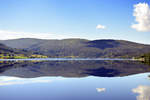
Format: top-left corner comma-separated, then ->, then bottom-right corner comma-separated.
0,43 -> 47,59
1,38 -> 150,58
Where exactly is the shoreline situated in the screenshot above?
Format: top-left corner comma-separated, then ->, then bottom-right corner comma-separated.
0,58 -> 133,61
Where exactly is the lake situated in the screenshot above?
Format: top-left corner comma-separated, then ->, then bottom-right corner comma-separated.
0,58 -> 150,100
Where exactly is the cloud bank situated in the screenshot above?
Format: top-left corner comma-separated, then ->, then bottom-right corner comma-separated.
0,30 -> 55,40
131,3 -> 150,32
96,24 -> 106,29
0,30 -> 80,40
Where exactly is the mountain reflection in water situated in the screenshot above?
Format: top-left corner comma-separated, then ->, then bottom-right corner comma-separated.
0,60 -> 150,78
0,60 -> 150,100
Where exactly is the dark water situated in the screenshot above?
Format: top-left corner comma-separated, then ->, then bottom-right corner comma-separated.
0,59 -> 150,100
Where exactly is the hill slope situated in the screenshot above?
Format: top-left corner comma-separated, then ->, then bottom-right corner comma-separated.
1,38 -> 150,58
0,43 -> 29,55
0,43 -> 48,59
0,43 -> 17,54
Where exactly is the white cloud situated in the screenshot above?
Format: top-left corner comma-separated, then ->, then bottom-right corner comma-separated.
96,88 -> 106,92
0,30 -> 81,40
96,24 -> 106,29
131,3 -> 150,32
132,85 -> 150,100
0,30 -> 55,40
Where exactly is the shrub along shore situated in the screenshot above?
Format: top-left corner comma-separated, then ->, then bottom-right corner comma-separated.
0,54 -> 48,59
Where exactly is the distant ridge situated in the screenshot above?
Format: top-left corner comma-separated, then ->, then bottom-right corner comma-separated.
1,38 -> 150,58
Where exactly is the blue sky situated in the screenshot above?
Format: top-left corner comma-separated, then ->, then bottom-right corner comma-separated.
0,0 -> 150,44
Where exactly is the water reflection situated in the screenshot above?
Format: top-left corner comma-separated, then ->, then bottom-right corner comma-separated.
132,85 -> 150,100
0,72 -> 150,100
0,60 -> 150,78
96,88 -> 106,93
0,76 -> 64,86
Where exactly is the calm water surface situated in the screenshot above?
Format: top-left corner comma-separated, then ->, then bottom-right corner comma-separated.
0,58 -> 150,100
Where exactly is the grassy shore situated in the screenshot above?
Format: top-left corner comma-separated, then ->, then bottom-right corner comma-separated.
0,54 -> 48,59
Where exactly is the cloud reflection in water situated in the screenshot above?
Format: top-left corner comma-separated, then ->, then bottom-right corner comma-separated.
0,76 -> 64,86
96,88 -> 106,93
132,85 -> 150,100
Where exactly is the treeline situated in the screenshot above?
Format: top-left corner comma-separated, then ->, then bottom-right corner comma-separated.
140,52 -> 150,65
141,53 -> 150,60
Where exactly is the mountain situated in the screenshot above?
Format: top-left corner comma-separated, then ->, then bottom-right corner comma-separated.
0,42 -> 37,59
0,43 -> 48,59
0,43 -> 30,55
1,38 -> 150,58
0,43 -> 14,54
